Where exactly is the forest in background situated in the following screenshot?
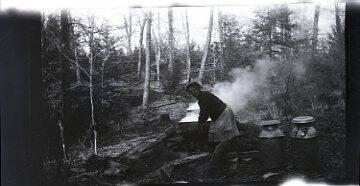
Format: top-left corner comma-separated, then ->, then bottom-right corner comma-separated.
40,2 -> 346,184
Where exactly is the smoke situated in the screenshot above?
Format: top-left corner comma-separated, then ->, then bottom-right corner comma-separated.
293,60 -> 307,80
212,58 -> 275,113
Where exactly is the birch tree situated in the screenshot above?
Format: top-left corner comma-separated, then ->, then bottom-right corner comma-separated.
183,9 -> 191,83
311,4 -> 320,59
335,2 -> 341,37
152,11 -> 161,84
198,8 -> 214,84
137,18 -> 146,78
168,8 -> 175,75
217,9 -> 225,79
74,48 -> 81,84
87,18 -> 98,155
69,19 -> 82,85
63,17 -> 99,155
152,30 -> 161,83
124,12 -> 133,56
60,10 -> 71,152
142,12 -> 152,119
99,26 -> 113,112
212,43 -> 217,83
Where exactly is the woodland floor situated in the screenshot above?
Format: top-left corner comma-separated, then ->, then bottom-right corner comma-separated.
43,89 -> 346,185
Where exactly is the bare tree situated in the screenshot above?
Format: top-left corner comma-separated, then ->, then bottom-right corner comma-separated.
198,8 -> 214,84
217,9 -> 225,79
60,10 -> 71,156
124,11 -> 133,56
152,29 -> 161,83
74,48 -> 81,84
335,2 -> 341,37
152,11 -> 161,84
283,49 -> 295,120
100,52 -> 109,113
212,43 -> 216,83
88,18 -> 97,155
311,4 -> 320,59
69,18 -> 82,85
52,15 -> 101,155
143,12 -> 152,119
183,9 -> 191,83
168,8 -> 175,75
137,18 -> 146,78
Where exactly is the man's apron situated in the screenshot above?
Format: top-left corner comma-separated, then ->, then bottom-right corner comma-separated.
208,106 -> 240,143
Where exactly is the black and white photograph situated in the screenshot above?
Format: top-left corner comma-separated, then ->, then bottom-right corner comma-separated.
1,0 -> 359,185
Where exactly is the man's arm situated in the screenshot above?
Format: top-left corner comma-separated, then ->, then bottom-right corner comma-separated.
198,108 -> 209,124
198,106 -> 209,135
198,103 -> 209,124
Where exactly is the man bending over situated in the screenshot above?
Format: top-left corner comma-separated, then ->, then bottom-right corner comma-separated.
185,82 -> 240,173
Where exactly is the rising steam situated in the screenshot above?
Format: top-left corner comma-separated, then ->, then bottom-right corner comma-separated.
212,58 -> 275,113
181,58 -> 276,122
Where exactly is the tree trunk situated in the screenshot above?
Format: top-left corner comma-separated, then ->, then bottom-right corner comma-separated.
267,10 -> 273,58
217,9 -> 225,79
198,8 -> 214,84
152,29 -> 161,83
268,29 -> 273,58
60,10 -> 71,147
143,13 -> 152,119
100,54 -> 108,114
156,11 -> 161,84
312,4 -> 320,59
88,22 -> 97,155
283,49 -> 294,120
335,2 -> 341,37
124,13 -> 133,56
168,8 -> 175,75
74,48 -> 81,84
89,48 -> 97,155
212,43 -> 216,83
137,18 -> 146,78
57,121 -> 67,161
184,9 -> 191,84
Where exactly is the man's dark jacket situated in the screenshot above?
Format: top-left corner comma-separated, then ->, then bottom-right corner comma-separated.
197,91 -> 227,123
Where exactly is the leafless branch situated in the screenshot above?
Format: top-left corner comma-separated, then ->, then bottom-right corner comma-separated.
61,53 -> 90,78
66,83 -> 90,91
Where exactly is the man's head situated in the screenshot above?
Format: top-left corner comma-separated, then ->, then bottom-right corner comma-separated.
185,82 -> 202,97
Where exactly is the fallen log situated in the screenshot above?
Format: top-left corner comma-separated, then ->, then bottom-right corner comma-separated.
237,150 -> 260,159
122,126 -> 177,161
140,152 -> 210,183
160,153 -> 210,179
150,101 -> 178,109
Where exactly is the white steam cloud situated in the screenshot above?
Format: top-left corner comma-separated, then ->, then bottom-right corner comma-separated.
293,60 -> 307,80
212,58 -> 275,113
